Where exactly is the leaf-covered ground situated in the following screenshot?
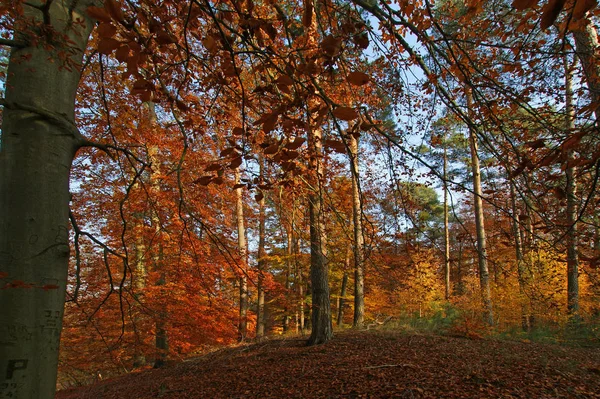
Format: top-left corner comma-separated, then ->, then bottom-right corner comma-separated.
56,330 -> 600,398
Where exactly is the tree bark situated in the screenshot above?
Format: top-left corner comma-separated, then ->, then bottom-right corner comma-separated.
349,135 -> 365,328
256,160 -> 266,339
466,90 -> 494,326
0,2 -> 96,397
564,52 -> 580,320
235,168 -> 249,341
443,143 -> 451,300
510,181 -> 530,331
307,125 -> 333,345
337,246 -> 350,327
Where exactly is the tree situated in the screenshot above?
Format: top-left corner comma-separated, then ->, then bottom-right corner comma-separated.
0,2 -> 97,396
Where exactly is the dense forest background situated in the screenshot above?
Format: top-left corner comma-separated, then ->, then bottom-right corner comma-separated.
1,0 -> 600,396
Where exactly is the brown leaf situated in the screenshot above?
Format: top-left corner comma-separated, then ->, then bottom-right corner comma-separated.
263,144 -> 280,155
276,75 -> 294,86
232,183 -> 246,190
573,0 -> 597,20
98,23 -> 117,38
87,6 -> 112,23
156,31 -> 176,45
203,36 -> 218,54
105,0 -> 124,22
229,156 -> 243,169
255,191 -> 264,202
321,35 -> 342,57
205,163 -> 222,172
115,45 -> 130,62
347,71 -> 370,86
540,0 -> 567,30
194,176 -> 213,185
511,0 -> 538,10
324,139 -> 346,154
333,106 -> 359,121
285,138 -> 305,150
97,38 -> 121,55
303,0 -> 313,28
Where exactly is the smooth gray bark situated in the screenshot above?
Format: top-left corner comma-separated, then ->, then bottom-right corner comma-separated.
307,127 -> 332,345
234,168 -> 249,341
466,91 -> 494,326
564,52 -> 580,319
0,2 -> 96,397
256,160 -> 266,339
443,144 -> 451,300
349,135 -> 365,328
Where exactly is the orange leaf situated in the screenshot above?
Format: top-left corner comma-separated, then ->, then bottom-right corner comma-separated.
87,6 -> 112,23
333,106 -> 359,121
347,71 -> 370,86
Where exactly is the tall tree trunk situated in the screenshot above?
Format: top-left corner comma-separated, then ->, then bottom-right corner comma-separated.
307,124 -> 333,345
572,21 -> 600,120
148,145 -> 168,368
466,90 -> 494,326
0,3 -> 96,397
256,160 -> 266,339
235,168 -> 249,341
443,143 -> 451,300
564,52 -> 580,320
510,181 -> 530,331
349,134 -> 365,328
337,246 -> 351,327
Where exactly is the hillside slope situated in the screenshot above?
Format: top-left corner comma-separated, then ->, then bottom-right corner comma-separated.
57,330 -> 600,398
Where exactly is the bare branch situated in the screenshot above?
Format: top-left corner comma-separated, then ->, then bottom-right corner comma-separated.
0,38 -> 26,48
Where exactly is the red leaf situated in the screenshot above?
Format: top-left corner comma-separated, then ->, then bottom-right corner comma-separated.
97,38 -> 121,55
194,176 -> 213,185
540,0 -> 567,30
105,0 -> 124,22
511,0 -> 538,10
97,23 -> 117,38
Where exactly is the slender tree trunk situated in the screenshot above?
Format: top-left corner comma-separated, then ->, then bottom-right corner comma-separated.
572,21 -> 600,120
564,52 -> 580,319
256,160 -> 266,339
307,125 -> 333,345
443,143 -> 451,300
148,145 -> 168,368
349,135 -> 365,328
510,181 -> 530,331
0,3 -> 96,397
337,246 -> 351,327
234,168 -> 249,341
466,91 -> 494,326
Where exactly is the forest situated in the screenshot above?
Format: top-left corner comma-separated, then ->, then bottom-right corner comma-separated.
1,0 -> 600,397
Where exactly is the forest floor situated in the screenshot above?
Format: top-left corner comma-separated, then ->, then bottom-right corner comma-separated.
56,329 -> 600,398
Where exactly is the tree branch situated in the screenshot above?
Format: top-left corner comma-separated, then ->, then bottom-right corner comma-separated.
0,38 -> 26,48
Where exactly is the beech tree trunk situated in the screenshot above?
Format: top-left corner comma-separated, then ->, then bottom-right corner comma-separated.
337,246 -> 350,327
510,181 -> 530,331
564,52 -> 580,319
349,134 -> 365,328
307,126 -> 333,345
466,91 -> 494,326
0,2 -> 96,397
443,144 -> 451,300
235,168 -> 249,341
256,160 -> 266,339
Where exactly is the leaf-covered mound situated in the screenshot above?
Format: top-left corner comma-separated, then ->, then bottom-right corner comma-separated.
56,330 -> 600,398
